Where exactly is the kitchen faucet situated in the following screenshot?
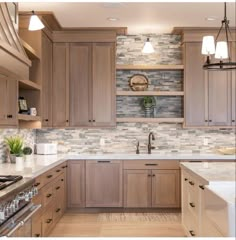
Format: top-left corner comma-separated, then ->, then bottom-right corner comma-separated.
148,132 -> 155,154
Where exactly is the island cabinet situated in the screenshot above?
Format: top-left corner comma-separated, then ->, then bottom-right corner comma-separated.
184,41 -> 235,127
85,160 -> 123,207
31,162 -> 67,237
123,160 -> 180,208
0,79 -> 18,127
67,160 -> 85,208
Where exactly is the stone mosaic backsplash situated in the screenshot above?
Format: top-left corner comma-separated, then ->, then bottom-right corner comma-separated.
117,34 -> 182,65
36,123 -> 235,155
0,129 -> 35,163
116,70 -> 183,91
117,96 -> 183,118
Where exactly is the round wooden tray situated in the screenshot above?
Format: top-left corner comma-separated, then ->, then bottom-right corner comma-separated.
129,74 -> 148,91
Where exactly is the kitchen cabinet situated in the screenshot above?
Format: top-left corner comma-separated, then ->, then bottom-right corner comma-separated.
67,160 -> 85,208
124,160 -> 180,208
52,43 -> 69,127
85,160 -> 123,207
231,42 -> 236,125
0,79 -> 18,127
184,42 -> 235,127
42,32 -> 53,127
69,42 -> 115,127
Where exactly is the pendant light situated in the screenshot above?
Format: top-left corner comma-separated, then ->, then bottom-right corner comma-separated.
202,2 -> 236,70
142,38 -> 155,54
28,11 -> 45,31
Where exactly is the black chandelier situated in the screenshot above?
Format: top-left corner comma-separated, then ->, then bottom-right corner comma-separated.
202,2 -> 236,71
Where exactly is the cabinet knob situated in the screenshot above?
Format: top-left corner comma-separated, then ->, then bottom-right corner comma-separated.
66,120 -> 69,123
46,219 -> 52,224
7,115 -> 13,118
189,230 -> 195,237
152,174 -> 155,177
45,119 -> 49,122
35,234 -> 40,237
232,120 -> 235,123
56,186 -> 60,190
184,178 -> 188,181
89,120 -> 92,122
47,175 -> 53,179
56,169 -> 61,173
199,185 -> 205,190
46,193 -> 52,198
93,120 -> 95,122
56,208 -> 61,213
189,181 -> 194,186
205,120 -> 208,122
189,202 -> 195,208
148,174 -> 152,177
34,182 -> 40,187
209,120 -> 212,122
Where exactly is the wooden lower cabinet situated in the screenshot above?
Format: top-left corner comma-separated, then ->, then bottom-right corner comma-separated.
124,165 -> 180,208
152,170 -> 180,208
67,160 -> 85,208
124,170 -> 151,208
86,160 -> 123,207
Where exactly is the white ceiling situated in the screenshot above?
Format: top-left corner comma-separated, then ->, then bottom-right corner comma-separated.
19,2 -> 236,34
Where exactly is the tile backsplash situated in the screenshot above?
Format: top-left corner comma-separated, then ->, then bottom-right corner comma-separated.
0,129 -> 35,162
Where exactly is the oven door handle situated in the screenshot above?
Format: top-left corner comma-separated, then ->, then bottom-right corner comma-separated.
6,204 -> 41,237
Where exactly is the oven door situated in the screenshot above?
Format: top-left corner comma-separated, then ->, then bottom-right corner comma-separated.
0,203 -> 41,237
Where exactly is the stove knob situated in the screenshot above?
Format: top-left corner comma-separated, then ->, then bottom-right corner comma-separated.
13,199 -> 19,210
10,202 -> 15,213
24,192 -> 30,202
33,187 -> 38,196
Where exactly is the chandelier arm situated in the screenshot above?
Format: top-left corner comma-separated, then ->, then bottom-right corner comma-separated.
215,22 -> 224,41
225,23 -> 231,61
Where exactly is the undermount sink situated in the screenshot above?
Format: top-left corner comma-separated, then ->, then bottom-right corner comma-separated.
204,181 -> 236,237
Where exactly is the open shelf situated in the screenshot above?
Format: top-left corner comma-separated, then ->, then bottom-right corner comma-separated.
19,80 -> 41,91
116,64 -> 184,70
116,117 -> 184,123
21,39 -> 40,60
117,91 -> 184,96
18,114 -> 41,121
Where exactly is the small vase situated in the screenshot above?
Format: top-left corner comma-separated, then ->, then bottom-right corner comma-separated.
144,106 -> 153,118
10,154 -> 16,163
15,157 -> 24,170
24,155 -> 32,162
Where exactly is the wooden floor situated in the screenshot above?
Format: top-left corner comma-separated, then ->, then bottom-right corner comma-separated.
50,212 -> 185,237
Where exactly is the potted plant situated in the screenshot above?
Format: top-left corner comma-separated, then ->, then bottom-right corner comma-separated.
23,146 -> 33,162
5,135 -> 24,163
143,96 -> 156,117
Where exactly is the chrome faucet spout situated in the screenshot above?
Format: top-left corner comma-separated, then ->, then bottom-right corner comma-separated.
148,132 -> 155,154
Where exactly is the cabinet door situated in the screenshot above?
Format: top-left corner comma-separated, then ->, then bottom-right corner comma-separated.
208,71 -> 231,126
152,170 -> 180,208
42,33 -> 53,127
0,79 -> 8,124
67,160 -> 85,208
52,43 -> 69,127
92,43 -> 116,127
124,169 -> 151,208
86,160 -> 122,207
185,42 -> 207,126
70,43 -> 92,127
231,42 -> 236,126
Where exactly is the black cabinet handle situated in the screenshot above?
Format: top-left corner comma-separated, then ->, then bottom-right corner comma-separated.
34,182 -> 40,187
145,163 -> 158,166
56,208 -> 61,213
189,181 -> 195,186
46,219 -> 52,224
93,120 -> 95,122
66,120 -> 69,123
148,174 -> 152,177
89,120 -> 92,122
56,186 -> 60,190
189,230 -> 195,236
47,175 -> 53,178
35,234 -> 40,237
199,185 -> 205,190
232,120 -> 235,123
184,178 -> 188,181
45,119 -> 49,122
189,202 -> 195,208
62,166 -> 67,169
56,169 -> 61,173
97,161 -> 111,163
61,179 -> 64,182
7,115 -> 13,118
205,120 -> 208,122
152,174 -> 155,177
46,193 -> 52,198
209,120 -> 212,122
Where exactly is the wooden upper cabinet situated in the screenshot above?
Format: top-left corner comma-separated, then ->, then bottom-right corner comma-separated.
86,160 -> 123,207
231,42 -> 236,126
124,169 -> 151,208
67,160 -> 85,208
52,43 -> 69,127
152,170 -> 180,208
69,43 -> 92,127
0,79 -> 17,127
184,42 -> 207,127
92,43 -> 116,127
42,33 -> 53,127
208,71 -> 231,126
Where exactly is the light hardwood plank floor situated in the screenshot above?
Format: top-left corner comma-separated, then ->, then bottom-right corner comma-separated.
50,212 -> 185,237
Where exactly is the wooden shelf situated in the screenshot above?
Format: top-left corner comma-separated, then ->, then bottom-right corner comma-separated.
18,114 -> 41,121
19,80 -> 41,91
21,39 -> 40,60
116,117 -> 184,123
116,91 -> 184,96
116,64 -> 184,70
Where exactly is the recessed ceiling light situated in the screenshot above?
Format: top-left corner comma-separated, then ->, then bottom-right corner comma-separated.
107,17 -> 120,22
205,16 -> 218,21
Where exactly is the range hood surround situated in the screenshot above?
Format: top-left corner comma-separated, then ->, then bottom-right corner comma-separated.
0,3 -> 30,81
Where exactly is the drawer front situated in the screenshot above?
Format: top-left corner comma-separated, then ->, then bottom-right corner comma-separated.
124,160 -> 180,170
32,193 -> 43,218
42,185 -> 54,208
53,201 -> 64,224
42,169 -> 56,186
42,206 -> 54,236
34,175 -> 44,190
32,216 -> 42,237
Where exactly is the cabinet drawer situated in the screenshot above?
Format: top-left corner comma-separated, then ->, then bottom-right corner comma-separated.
42,205 -> 53,236
53,174 -> 65,196
32,193 -> 43,218
53,201 -> 64,224
42,185 -> 54,208
41,169 -> 56,186
34,175 -> 44,190
32,217 -> 42,237
124,160 -> 180,170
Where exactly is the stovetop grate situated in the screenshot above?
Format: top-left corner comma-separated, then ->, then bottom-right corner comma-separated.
0,175 -> 23,190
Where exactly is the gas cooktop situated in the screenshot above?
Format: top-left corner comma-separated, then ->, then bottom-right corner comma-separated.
0,175 -> 23,190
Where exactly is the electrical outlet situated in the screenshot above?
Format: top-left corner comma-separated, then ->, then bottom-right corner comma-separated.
100,138 -> 105,146
203,138 -> 208,146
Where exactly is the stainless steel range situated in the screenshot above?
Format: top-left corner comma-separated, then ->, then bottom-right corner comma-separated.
0,175 -> 41,237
